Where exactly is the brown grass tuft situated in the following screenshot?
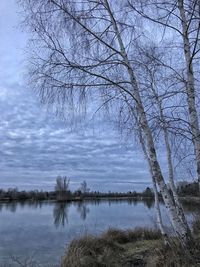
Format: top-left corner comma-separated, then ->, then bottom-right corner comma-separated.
61,234 -> 125,267
61,228 -> 162,267
61,223 -> 200,267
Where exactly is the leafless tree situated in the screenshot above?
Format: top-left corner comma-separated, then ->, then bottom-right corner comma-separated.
129,0 -> 200,193
137,45 -> 189,227
55,176 -> 70,201
79,180 -> 90,194
20,0 -> 193,249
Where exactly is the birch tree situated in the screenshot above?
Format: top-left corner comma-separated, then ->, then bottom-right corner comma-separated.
129,0 -> 200,192
178,0 -> 200,192
137,116 -> 168,243
117,93 -> 168,242
137,46 -> 189,227
20,0 -> 192,248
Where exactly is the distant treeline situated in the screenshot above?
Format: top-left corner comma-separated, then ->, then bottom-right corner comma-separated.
0,187 -> 154,202
0,181 -> 198,202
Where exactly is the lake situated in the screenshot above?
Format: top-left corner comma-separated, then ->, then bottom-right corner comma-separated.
0,199 -> 197,266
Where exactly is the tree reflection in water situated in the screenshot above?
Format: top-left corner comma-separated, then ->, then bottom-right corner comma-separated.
143,198 -> 154,209
76,201 -> 90,220
5,202 -> 17,212
53,201 -> 90,227
53,202 -> 70,227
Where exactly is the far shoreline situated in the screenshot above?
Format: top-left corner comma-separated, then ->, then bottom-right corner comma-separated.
0,195 -> 199,205
0,180 -> 199,204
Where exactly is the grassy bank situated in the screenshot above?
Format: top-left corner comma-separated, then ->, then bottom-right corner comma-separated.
61,223 -> 200,267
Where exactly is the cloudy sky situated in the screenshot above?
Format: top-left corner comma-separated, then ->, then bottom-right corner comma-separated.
0,0 -> 154,192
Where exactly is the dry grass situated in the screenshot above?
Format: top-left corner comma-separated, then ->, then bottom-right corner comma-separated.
61,228 -> 162,267
100,227 -> 161,244
61,234 -> 124,267
61,226 -> 200,267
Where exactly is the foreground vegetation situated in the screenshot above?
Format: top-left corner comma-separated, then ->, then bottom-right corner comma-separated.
62,220 -> 200,267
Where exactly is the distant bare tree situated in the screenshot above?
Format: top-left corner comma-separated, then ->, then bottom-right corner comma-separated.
55,176 -> 70,201
79,180 -> 90,194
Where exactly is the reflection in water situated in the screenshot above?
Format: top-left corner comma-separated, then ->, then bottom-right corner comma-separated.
0,199 -> 198,267
53,201 -> 90,227
76,202 -> 90,220
0,199 -> 198,225
97,198 -> 155,209
143,198 -> 154,209
4,202 -> 18,213
53,202 -> 70,227
7,202 -> 17,212
0,201 -> 44,213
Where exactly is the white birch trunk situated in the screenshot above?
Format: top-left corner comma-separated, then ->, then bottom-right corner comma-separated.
137,101 -> 191,247
104,0 -> 192,247
152,174 -> 167,240
163,122 -> 189,226
178,0 -> 200,192
138,126 -> 167,241
154,95 -> 188,227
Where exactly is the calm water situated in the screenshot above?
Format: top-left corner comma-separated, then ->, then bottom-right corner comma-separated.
0,200 -> 197,266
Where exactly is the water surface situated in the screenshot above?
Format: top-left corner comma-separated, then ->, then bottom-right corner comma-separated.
0,200 -> 196,266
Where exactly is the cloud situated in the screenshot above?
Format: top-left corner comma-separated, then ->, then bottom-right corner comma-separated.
0,0 -> 152,192
0,82 -> 151,191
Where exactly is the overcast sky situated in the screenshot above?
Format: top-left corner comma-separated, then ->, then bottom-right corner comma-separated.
0,0 -> 154,192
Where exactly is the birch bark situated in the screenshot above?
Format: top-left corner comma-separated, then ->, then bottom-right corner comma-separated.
178,0 -> 200,192
151,88 -> 188,228
104,0 -> 192,247
138,125 -> 167,241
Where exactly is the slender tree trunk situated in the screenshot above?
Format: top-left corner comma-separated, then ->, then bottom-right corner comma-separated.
152,175 -> 168,240
155,96 -> 188,228
178,0 -> 200,192
137,102 -> 191,248
162,121 -> 189,225
104,0 -> 192,248
138,125 -> 168,242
